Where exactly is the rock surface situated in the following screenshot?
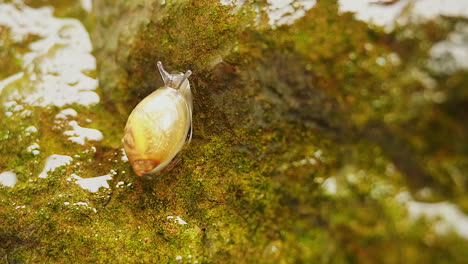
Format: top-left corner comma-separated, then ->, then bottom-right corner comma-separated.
1,0 -> 468,263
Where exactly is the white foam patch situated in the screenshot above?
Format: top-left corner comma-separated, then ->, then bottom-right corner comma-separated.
71,173 -> 112,192
25,126 -> 38,133
338,0 -> 407,28
0,171 -> 18,187
64,201 -> 97,213
266,0 -> 317,26
397,192 -> 468,239
412,0 -> 468,19
121,148 -> 129,162
0,3 -> 99,107
38,154 -> 73,178
27,142 -> 40,155
429,23 -> 468,73
80,0 -> 93,12
220,0 -> 243,5
167,216 -> 188,225
220,0 -> 316,26
338,0 -> 468,29
63,121 -> 103,145
55,108 -> 78,119
322,177 -> 337,195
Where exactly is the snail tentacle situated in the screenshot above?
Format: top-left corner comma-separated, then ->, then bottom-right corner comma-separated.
157,61 -> 172,87
176,70 -> 192,90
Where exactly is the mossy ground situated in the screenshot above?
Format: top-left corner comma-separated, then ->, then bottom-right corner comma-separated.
1,0 -> 468,263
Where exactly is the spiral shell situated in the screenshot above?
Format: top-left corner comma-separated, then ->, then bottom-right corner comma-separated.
123,61 -> 193,176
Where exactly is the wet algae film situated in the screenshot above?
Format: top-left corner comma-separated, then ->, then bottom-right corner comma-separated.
1,0 -> 468,263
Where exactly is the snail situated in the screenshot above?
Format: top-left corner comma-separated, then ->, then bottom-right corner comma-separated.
123,61 -> 193,176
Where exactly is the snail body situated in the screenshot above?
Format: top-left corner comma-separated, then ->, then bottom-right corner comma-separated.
124,61 -> 193,176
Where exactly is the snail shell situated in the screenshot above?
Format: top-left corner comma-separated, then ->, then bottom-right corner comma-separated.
123,61 -> 193,176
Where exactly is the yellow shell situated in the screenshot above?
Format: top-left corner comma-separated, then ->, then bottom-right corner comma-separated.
123,61 -> 193,176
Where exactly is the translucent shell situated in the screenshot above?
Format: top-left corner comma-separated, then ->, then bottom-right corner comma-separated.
123,62 -> 192,176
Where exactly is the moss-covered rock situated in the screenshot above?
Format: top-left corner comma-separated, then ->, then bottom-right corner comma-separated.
1,0 -> 468,263
93,0 -> 468,201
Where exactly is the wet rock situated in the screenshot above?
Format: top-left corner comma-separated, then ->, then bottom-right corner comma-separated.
1,0 -> 468,263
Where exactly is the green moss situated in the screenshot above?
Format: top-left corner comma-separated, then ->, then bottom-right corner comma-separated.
2,0 -> 468,263
2,120 -> 468,262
